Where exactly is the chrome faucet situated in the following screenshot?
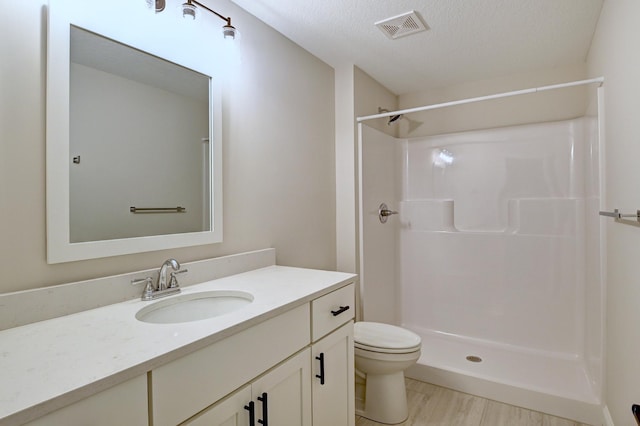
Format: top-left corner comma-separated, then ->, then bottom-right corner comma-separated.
158,258 -> 180,291
131,258 -> 188,301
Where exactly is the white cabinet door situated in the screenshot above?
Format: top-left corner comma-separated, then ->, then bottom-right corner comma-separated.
182,385 -> 251,426
251,348 -> 312,426
184,349 -> 312,426
312,321 -> 354,426
152,304 -> 310,426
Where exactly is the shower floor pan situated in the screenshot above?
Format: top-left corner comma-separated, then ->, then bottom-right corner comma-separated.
405,329 -> 602,425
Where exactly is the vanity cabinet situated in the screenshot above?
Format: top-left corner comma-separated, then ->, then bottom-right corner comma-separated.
311,284 -> 355,426
151,282 -> 355,426
23,375 -> 147,426
151,304 -> 310,426
0,262 -> 358,426
182,385 -> 251,426
250,348 -> 311,425
184,349 -> 311,426
311,322 -> 354,426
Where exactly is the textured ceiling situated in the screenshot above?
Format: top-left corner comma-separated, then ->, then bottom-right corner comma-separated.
227,0 -> 603,95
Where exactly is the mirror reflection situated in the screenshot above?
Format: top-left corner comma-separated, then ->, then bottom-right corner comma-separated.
68,26 -> 211,243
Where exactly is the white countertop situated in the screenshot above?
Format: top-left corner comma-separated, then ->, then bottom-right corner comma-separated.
0,265 -> 356,425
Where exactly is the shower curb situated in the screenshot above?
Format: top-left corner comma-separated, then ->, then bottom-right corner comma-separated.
406,363 -> 603,425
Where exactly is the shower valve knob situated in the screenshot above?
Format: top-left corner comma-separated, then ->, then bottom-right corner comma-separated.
378,203 -> 398,223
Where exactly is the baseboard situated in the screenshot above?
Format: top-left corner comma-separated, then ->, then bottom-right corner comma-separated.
602,405 -> 614,426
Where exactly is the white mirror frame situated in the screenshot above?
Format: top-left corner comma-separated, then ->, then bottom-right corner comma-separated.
46,1 -> 223,263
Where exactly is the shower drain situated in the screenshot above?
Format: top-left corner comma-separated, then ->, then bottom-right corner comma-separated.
466,355 -> 483,363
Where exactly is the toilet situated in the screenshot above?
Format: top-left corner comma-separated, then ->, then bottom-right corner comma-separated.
354,321 -> 422,424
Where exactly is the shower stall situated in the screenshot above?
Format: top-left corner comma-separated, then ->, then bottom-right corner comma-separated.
357,81 -> 605,424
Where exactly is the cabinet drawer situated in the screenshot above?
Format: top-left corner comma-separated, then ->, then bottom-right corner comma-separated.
152,303 -> 310,426
312,283 -> 355,341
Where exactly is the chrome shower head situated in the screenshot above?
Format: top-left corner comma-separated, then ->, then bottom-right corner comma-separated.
378,107 -> 403,125
388,114 -> 403,125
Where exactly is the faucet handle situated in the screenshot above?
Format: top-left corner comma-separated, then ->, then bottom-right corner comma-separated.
131,276 -> 153,286
131,277 -> 155,300
168,269 -> 188,288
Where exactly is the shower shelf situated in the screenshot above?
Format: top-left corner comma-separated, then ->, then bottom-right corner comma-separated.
599,209 -> 640,226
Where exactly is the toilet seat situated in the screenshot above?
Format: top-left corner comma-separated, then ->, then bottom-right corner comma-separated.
354,322 -> 422,354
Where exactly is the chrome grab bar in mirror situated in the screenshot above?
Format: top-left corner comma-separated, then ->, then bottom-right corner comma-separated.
130,206 -> 186,214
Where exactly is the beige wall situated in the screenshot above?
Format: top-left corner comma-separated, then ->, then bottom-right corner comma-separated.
354,67 -> 398,137
397,63 -> 589,138
0,0 -> 336,294
335,65 -> 397,276
335,64 -> 357,274
587,1 -> 640,424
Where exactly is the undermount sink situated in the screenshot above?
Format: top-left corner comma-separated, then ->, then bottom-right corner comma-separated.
136,290 -> 254,324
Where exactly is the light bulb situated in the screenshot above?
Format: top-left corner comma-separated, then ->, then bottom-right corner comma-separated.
181,2 -> 197,19
146,0 -> 165,13
222,24 -> 236,40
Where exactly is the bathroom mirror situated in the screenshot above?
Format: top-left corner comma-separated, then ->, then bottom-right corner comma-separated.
46,3 -> 223,263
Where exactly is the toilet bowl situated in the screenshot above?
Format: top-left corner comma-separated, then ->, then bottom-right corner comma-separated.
354,322 -> 422,424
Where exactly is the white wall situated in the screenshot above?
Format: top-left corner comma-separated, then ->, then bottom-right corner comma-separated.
335,64 -> 357,274
335,65 -> 398,279
354,67 -> 398,138
350,67 -> 398,321
359,125 -> 401,324
0,0 -> 335,293
587,1 -> 640,424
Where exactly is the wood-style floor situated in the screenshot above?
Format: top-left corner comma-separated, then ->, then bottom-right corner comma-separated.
355,378 -> 593,426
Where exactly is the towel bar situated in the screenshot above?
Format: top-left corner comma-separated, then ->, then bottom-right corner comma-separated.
599,209 -> 640,226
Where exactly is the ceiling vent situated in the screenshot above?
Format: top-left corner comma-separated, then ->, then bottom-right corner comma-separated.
375,11 -> 429,40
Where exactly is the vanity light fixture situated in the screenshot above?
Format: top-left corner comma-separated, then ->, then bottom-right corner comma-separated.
148,0 -> 237,39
